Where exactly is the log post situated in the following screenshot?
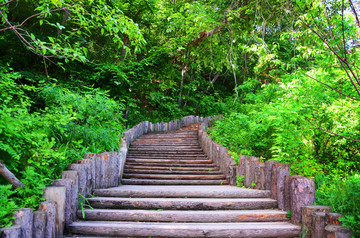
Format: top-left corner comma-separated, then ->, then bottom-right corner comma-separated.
43,186 -> 66,238
253,161 -> 265,190
326,212 -> 343,225
0,161 -> 25,189
244,156 -> 259,188
311,212 -> 326,238
52,179 -> 72,228
33,211 -> 47,238
61,170 -> 78,222
68,163 -> 87,196
13,208 -> 33,238
289,176 -> 316,224
284,175 -> 291,211
272,163 -> 290,210
0,225 -> 21,238
301,205 -> 332,238
325,225 -> 352,238
38,201 -> 57,238
264,160 -> 279,191
119,139 -> 128,181
77,159 -> 92,194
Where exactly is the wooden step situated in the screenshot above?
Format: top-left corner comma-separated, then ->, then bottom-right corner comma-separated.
68,221 -> 301,237
126,155 -> 208,160
129,147 -> 203,151
125,159 -> 213,164
123,169 -> 222,174
122,174 -> 226,180
127,150 -> 204,154
124,165 -> 219,171
94,185 -> 272,198
88,197 -> 277,210
124,163 -> 216,167
78,209 -> 289,222
126,154 -> 207,159
121,179 -> 229,185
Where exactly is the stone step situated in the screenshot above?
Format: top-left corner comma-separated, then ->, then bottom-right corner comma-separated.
124,162 -> 216,167
78,209 -> 289,222
124,165 -> 219,171
121,179 -> 229,185
123,174 -> 226,180
123,169 -> 222,174
88,197 -> 277,210
68,221 -> 301,237
94,185 -> 271,198
125,159 -> 213,164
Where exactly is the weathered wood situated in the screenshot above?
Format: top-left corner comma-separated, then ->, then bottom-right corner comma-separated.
84,153 -> 97,190
244,156 -> 259,188
88,197 -> 278,210
33,211 -> 46,238
0,161 -> 25,189
119,140 -> 128,181
61,170 -> 79,221
68,221 -> 301,237
264,160 -> 279,190
311,212 -> 326,238
284,175 -> 291,211
273,163 -> 290,210
325,225 -> 352,238
43,185 -> 66,238
289,176 -> 316,224
326,212 -> 343,225
77,159 -> 92,194
68,163 -> 87,196
79,209 -> 289,222
253,161 -> 265,190
0,225 -> 21,238
52,179 -> 72,227
13,208 -> 33,238
301,205 -> 332,237
94,185 -> 271,198
38,201 -> 57,238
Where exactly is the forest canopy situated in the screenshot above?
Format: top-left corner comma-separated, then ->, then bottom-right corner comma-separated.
1,0 -> 360,233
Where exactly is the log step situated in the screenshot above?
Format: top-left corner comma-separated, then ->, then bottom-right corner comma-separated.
129,147 -> 202,151
124,165 -> 219,171
94,185 -> 272,198
127,150 -> 204,154
123,169 -> 223,174
87,197 -> 277,210
124,163 -> 216,167
123,174 -> 226,180
121,179 -> 229,185
125,159 -> 213,164
68,221 -> 301,237
78,209 -> 289,222
126,155 -> 208,160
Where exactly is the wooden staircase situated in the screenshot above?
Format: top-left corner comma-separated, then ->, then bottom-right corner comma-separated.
67,125 -> 301,237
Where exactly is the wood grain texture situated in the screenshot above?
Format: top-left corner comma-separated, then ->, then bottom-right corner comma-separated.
13,208 -> 33,238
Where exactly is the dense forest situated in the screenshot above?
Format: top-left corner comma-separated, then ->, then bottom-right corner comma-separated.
1,0 -> 360,234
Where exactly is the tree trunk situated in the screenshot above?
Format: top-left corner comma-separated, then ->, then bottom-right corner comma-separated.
0,161 -> 25,189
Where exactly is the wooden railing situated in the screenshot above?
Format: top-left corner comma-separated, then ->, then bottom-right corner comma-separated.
0,115 -> 216,238
198,118 -> 353,238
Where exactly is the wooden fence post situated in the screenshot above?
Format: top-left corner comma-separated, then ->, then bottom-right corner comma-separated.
38,201 -> 57,238
13,208 -> 33,238
33,211 -> 47,238
43,186 -> 66,237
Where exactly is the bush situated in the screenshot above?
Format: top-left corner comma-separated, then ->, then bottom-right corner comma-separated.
315,174 -> 360,236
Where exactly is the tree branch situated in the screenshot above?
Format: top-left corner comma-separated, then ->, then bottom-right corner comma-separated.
0,0 -> 14,8
301,72 -> 360,101
0,161 -> 25,189
349,0 -> 360,27
0,7 -> 68,32
187,24 -> 225,48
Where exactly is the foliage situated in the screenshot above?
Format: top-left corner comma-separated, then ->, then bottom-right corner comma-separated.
315,174 -> 360,236
0,185 -> 17,227
14,167 -> 48,209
